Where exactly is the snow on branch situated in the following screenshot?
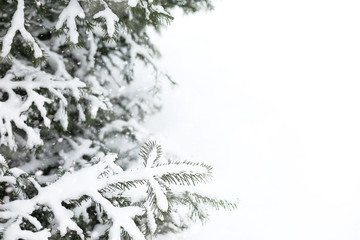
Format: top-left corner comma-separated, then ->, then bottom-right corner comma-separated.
1,0 -> 173,58
0,154 -> 8,176
93,3 -> 119,37
55,0 -> 85,44
0,0 -> 42,58
0,143 -> 213,239
128,0 -> 140,7
0,60 -> 85,150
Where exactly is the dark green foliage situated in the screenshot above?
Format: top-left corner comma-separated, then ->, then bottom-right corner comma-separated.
139,140 -> 162,166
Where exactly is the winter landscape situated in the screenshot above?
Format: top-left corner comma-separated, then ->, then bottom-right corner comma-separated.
1,0 -> 360,239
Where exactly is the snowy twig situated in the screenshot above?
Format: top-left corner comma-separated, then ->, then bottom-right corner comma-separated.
0,152 -> 212,239
1,0 -> 42,58
0,60 -> 84,150
55,0 -> 85,44
93,5 -> 119,37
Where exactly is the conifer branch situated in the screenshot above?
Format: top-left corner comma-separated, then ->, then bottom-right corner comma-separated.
0,141 -> 233,239
0,60 -> 85,150
0,1 -> 234,239
1,0 -> 42,58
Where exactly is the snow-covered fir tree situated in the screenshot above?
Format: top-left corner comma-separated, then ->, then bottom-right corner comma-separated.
0,0 -> 236,239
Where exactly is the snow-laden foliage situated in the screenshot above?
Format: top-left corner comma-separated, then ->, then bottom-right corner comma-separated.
0,0 -> 236,239
0,60 -> 84,150
0,148 -> 227,240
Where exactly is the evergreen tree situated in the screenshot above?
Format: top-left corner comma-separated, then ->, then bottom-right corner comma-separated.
0,0 -> 236,239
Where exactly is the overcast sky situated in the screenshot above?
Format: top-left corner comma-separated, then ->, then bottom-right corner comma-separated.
147,0 -> 360,239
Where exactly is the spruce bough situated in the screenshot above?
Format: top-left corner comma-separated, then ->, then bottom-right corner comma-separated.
0,0 -> 236,239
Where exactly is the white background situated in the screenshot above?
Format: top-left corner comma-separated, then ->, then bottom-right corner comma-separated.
147,0 -> 360,239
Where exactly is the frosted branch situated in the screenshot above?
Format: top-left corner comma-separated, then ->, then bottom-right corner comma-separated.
94,7 -> 119,37
2,219 -> 50,240
55,0 -> 85,44
0,60 -> 85,150
0,152 -> 212,239
1,0 -> 42,58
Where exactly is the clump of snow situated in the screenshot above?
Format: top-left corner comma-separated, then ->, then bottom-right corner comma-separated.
55,0 -> 85,44
0,60 -> 85,150
94,7 -> 119,37
148,177 -> 168,211
128,0 -> 140,7
1,0 -> 42,58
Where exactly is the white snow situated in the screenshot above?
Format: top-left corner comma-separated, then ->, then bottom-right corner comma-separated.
145,202 -> 157,234
128,0 -> 139,7
93,7 -> 119,37
146,147 -> 159,167
1,0 -> 42,58
2,219 -> 51,240
0,60 -> 85,150
55,0 -> 85,44
0,153 -> 211,239
0,176 -> 16,185
148,177 -> 168,211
